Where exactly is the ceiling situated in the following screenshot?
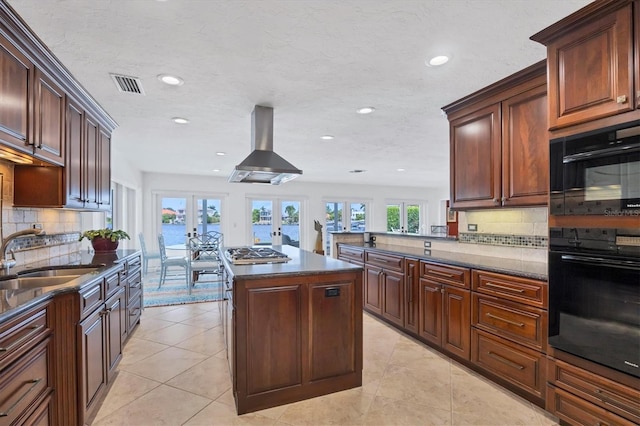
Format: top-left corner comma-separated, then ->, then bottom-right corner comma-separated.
8,0 -> 591,188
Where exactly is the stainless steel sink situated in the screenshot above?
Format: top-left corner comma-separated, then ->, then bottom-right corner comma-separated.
18,267 -> 100,278
0,275 -> 82,290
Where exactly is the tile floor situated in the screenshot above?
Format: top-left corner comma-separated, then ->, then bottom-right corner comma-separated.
92,302 -> 559,426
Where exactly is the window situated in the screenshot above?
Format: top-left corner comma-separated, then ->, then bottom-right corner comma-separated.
157,193 -> 224,246
249,198 -> 302,247
324,200 -> 369,254
386,201 -> 423,234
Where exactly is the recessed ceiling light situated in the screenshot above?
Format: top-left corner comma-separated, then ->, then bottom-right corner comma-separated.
321,135 -> 334,140
172,117 -> 189,124
212,169 -> 220,172
397,168 -> 406,172
216,152 -> 225,156
356,107 -> 375,114
426,55 -> 449,67
158,74 -> 184,86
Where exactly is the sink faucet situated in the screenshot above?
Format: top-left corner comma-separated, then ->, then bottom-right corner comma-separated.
0,228 -> 46,272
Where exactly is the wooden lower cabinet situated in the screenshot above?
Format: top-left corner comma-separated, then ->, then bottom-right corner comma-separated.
231,270 -> 363,414
364,265 -> 383,315
79,304 -> 107,418
547,357 -> 640,425
472,329 -> 545,402
404,258 -> 420,334
443,285 -> 471,359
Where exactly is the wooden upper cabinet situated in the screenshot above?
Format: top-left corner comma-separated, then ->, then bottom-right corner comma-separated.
84,116 -> 99,209
443,61 -> 548,210
33,68 -> 64,165
531,1 -> 636,129
635,0 -> 639,109
502,84 -> 548,206
0,32 -> 32,154
66,98 -> 85,208
450,104 -> 501,209
97,129 -> 111,209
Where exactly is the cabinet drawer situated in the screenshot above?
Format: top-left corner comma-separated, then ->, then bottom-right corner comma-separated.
0,338 -> 50,424
420,261 -> 469,288
337,245 -> 364,263
472,270 -> 546,308
472,294 -> 546,351
365,251 -> 404,272
548,358 -> 640,424
547,384 -> 637,426
128,270 -> 142,300
128,293 -> 142,334
0,305 -> 48,370
472,329 -> 545,398
79,281 -> 104,319
104,272 -> 121,298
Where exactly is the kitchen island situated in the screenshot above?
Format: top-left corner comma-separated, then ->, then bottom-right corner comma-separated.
221,245 -> 363,415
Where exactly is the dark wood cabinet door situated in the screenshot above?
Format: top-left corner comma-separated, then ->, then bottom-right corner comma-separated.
97,128 -> 111,209
381,269 -> 404,328
636,0 -> 640,109
106,289 -> 124,381
418,277 -> 442,346
442,285 -> 471,360
364,265 -> 382,315
501,84 -> 548,207
33,68 -> 64,165
404,259 -> 419,334
66,99 -> 84,208
78,307 -> 106,418
450,103 -> 501,209
309,281 -> 357,381
0,33 -> 32,153
245,285 -> 302,395
84,116 -> 99,209
546,3 -> 634,128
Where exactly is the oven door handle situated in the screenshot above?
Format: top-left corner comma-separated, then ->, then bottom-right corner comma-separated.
560,254 -> 640,270
562,142 -> 640,163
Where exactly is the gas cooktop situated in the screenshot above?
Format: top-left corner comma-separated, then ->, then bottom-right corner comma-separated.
226,247 -> 291,265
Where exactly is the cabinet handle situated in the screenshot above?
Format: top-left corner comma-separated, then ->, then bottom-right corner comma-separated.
129,308 -> 141,316
594,389 -> 637,418
429,270 -> 454,279
0,378 -> 42,417
407,273 -> 413,302
487,351 -> 524,370
616,95 -> 628,104
0,325 -> 44,352
484,282 -> 525,293
424,286 -> 439,293
486,312 -> 524,327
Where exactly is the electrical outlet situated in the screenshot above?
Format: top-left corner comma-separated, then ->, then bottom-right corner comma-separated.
424,249 -> 431,256
32,223 -> 43,230
424,241 -> 431,248
468,224 -> 478,232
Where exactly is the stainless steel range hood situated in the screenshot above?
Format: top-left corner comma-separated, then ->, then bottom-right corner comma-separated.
228,105 -> 302,185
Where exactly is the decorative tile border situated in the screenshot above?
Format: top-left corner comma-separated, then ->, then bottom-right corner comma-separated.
458,232 -> 547,249
7,232 -> 81,253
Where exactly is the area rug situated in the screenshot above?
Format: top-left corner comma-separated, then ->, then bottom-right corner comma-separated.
143,272 -> 224,307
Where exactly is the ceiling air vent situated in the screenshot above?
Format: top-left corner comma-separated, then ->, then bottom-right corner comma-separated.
109,73 -> 145,95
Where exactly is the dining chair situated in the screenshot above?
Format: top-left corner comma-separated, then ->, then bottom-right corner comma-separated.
138,233 -> 161,275
157,234 -> 190,292
187,232 -> 224,295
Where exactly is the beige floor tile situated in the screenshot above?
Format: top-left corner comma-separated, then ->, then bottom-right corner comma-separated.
92,384 -> 211,426
387,338 -> 446,367
180,309 -> 223,328
166,356 -> 232,400
118,337 -> 170,367
141,305 -> 183,318
121,346 -> 209,382
184,401 -> 276,426
216,388 -> 236,407
277,387 -> 374,426
253,402 -> 289,421
533,405 -> 560,426
131,317 -> 176,339
174,326 -> 226,356
138,322 -> 209,346
363,394 -> 451,425
92,371 -> 161,423
376,362 -> 452,411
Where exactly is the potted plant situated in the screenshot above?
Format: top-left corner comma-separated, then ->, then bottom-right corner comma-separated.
79,228 -> 130,252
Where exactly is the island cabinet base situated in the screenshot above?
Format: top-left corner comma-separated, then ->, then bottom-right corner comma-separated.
231,270 -> 363,415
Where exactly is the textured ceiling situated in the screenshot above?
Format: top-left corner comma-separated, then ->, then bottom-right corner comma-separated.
8,0 -> 591,188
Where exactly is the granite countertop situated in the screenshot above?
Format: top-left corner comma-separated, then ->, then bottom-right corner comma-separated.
344,243 -> 547,281
0,249 -> 141,321
222,245 -> 363,280
330,231 -> 458,241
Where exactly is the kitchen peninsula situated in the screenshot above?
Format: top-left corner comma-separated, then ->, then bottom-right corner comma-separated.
220,245 -> 363,415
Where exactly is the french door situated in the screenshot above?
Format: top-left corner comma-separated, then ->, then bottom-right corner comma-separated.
325,201 -> 367,255
249,198 -> 301,247
158,194 -> 222,246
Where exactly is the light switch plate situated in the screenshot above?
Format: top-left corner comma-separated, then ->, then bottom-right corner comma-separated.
424,241 -> 431,248
468,224 -> 478,232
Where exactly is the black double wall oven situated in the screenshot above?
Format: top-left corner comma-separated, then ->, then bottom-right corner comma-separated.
548,121 -> 640,378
